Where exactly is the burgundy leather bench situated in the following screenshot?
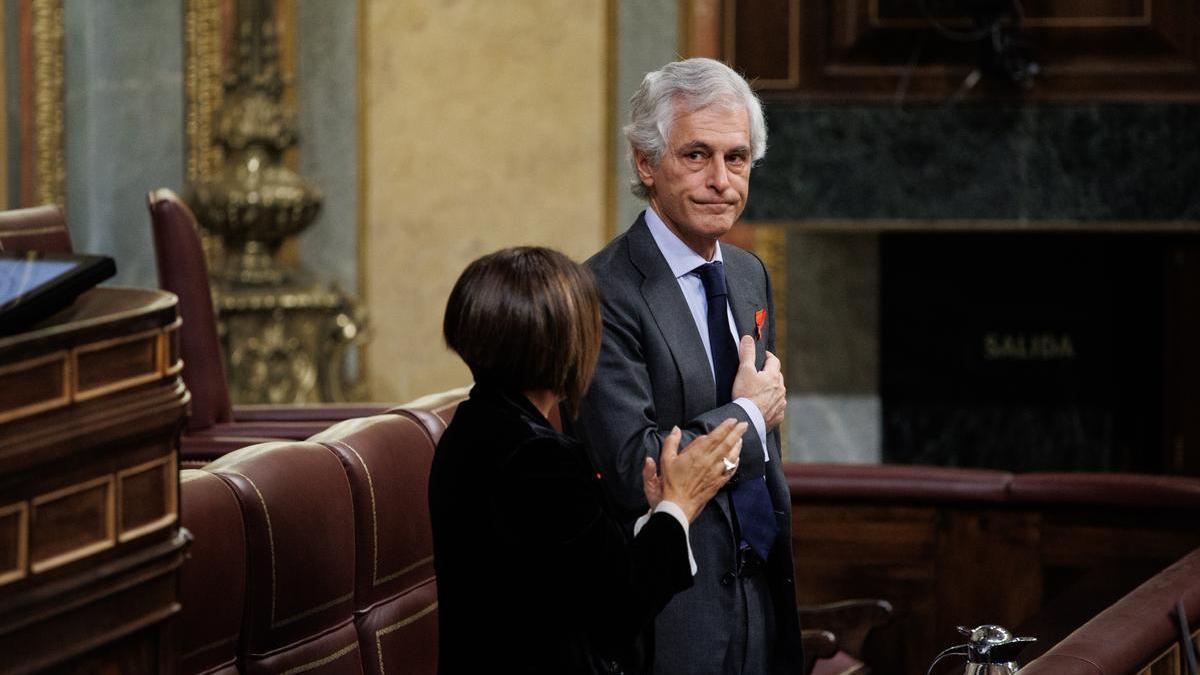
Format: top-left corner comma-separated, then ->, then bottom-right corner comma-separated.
1019,546 -> 1200,674
178,392 -> 465,674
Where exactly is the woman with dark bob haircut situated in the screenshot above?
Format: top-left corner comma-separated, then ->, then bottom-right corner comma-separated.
430,247 -> 746,674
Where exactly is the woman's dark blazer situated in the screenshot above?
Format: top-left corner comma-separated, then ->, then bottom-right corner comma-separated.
428,383 -> 694,674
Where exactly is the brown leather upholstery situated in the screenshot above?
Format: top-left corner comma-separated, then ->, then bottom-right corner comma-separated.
179,469 -> 246,675
146,187 -> 396,461
1009,471 -> 1200,508
1020,546 -> 1200,674
179,435 -> 304,470
803,629 -> 838,673
811,651 -> 867,675
175,414 -> 1198,675
235,403 -> 394,423
206,441 -> 363,674
386,385 -> 472,436
788,464 -> 1200,510
0,204 -> 71,252
785,462 -> 1013,503
310,414 -> 441,675
177,397 -> 461,674
147,189 -> 233,431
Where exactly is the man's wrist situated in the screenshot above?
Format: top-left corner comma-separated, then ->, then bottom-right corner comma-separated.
733,397 -> 768,455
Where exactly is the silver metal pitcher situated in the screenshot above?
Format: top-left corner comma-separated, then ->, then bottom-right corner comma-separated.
926,624 -> 1036,675
959,624 -> 1036,674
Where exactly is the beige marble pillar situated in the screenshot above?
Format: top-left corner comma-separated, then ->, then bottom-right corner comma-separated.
363,0 -> 609,402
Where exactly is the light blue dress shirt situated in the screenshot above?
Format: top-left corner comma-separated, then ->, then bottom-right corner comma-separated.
642,208 -> 769,457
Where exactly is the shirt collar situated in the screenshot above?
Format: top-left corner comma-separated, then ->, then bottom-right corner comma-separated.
643,207 -> 723,280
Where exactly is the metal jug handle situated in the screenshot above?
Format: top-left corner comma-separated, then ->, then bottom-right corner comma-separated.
926,643 -> 970,675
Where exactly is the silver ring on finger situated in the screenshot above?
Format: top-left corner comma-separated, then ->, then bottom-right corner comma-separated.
722,456 -> 738,475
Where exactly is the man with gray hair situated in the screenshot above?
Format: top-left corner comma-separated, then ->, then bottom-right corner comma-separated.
576,58 -> 803,674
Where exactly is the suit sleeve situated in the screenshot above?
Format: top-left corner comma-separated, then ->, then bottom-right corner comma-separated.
576,270 -> 771,520
497,437 -> 693,645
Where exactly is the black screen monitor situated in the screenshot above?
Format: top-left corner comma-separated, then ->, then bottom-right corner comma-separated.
0,251 -> 116,336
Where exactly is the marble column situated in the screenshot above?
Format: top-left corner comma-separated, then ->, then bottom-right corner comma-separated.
63,0 -> 185,288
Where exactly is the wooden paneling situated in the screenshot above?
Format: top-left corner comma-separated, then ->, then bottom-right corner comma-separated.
1165,244 -> 1200,475
0,287 -> 187,673
29,476 -> 115,573
0,503 -> 28,585
0,351 -> 68,424
117,456 -> 177,543
792,499 -> 1200,675
74,328 -> 163,400
715,0 -> 1200,100
1139,643 -> 1181,675
728,0 -> 797,86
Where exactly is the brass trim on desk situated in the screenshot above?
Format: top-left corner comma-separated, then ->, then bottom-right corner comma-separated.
30,475 -> 116,574
0,350 -> 70,425
116,455 -> 179,544
163,317 -> 183,376
0,502 -> 29,586
72,327 -> 164,402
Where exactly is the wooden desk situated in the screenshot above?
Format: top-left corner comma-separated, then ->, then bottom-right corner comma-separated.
0,287 -> 189,674
786,464 -> 1200,675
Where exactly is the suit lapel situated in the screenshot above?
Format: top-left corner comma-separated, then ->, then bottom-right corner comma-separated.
626,216 -> 732,525
722,246 -> 768,367
626,216 -> 717,416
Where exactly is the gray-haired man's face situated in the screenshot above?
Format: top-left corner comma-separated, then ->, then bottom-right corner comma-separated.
635,104 -> 751,260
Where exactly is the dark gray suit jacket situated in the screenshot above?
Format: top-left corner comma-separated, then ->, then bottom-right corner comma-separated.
575,214 -> 803,674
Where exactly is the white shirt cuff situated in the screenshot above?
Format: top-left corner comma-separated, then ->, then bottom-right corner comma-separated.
733,396 -> 769,461
633,500 -> 697,576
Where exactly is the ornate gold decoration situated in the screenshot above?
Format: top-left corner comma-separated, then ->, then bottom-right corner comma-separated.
31,0 -> 65,207
217,281 -> 366,403
185,0 -> 367,403
185,0 -> 224,185
189,0 -> 321,285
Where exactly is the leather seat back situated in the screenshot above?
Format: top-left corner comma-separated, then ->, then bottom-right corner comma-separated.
0,204 -> 71,252
206,441 -> 363,674
311,414 -> 439,675
179,469 -> 246,675
146,188 -> 233,430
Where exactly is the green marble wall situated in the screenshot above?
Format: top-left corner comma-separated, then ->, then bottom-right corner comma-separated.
748,104 -> 1200,221
295,0 -> 358,295
50,1 -> 357,295
613,0 -> 677,233
63,0 -> 185,287
748,102 -> 1200,465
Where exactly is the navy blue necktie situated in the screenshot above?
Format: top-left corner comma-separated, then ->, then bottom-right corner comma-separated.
693,262 -> 778,561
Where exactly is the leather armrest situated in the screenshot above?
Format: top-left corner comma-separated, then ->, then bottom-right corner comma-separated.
180,435 -> 289,467
799,599 -> 893,659
232,403 -> 393,423
1009,472 -> 1200,509
785,463 -> 1012,503
802,629 -> 838,662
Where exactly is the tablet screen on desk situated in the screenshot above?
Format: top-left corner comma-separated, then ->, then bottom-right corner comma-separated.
0,251 -> 116,335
